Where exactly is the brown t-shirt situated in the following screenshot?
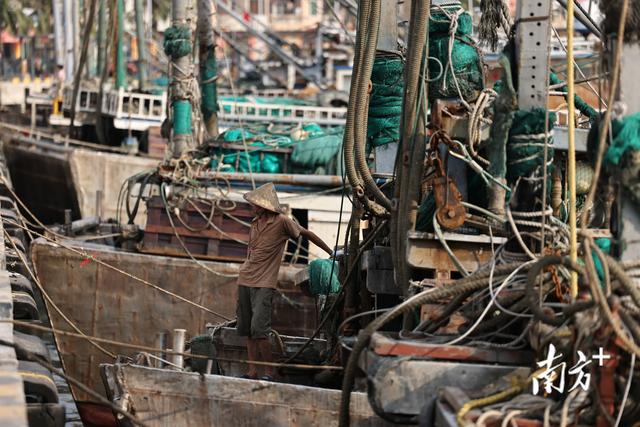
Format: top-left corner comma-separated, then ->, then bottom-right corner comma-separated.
237,212 -> 303,289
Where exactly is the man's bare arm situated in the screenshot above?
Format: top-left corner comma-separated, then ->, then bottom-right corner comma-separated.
300,229 -> 333,255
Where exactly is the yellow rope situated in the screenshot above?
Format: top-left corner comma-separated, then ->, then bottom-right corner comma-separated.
566,0 -> 578,299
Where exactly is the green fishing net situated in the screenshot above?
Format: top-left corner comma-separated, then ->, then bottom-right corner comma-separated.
211,124 -> 344,175
429,9 -> 483,102
163,26 -> 192,59
507,108 -> 556,183
308,259 -> 340,296
367,56 -> 404,149
604,112 -> 640,166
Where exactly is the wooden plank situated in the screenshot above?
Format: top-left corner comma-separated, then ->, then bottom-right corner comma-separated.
102,364 -> 394,427
407,235 -> 495,272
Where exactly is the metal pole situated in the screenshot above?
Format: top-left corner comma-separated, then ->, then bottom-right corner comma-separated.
197,0 -> 218,136
97,0 -> 107,75
134,0 -> 149,90
73,0 -> 80,72
566,0 -> 578,298
202,171 -> 350,187
170,0 -> 195,157
52,0 -> 65,67
116,0 -> 126,89
171,329 -> 187,369
63,0 -> 75,82
155,332 -> 168,368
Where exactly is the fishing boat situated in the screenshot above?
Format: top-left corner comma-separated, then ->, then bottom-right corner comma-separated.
95,1 -> 640,426
10,1 -> 640,427
30,233 -> 319,425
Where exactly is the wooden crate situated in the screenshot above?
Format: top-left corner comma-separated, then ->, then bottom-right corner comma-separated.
141,196 -> 253,262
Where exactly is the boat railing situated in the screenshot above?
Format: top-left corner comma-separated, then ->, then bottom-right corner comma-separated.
218,100 -> 347,126
62,85 -> 100,113
101,88 -> 168,131
102,88 -> 167,121
217,88 -> 300,98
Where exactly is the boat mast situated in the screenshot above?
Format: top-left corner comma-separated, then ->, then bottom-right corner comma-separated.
62,0 -> 75,82
197,0 -> 218,138
134,0 -> 149,90
52,0 -> 65,69
116,0 -> 126,89
168,0 -> 196,157
96,0 -> 107,75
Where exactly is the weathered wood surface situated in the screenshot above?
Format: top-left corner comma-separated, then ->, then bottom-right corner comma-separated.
31,238 -> 314,404
69,148 -> 157,223
102,364 -> 397,427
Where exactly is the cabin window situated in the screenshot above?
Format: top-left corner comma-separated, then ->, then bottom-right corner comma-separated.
272,0 -> 300,16
249,0 -> 264,14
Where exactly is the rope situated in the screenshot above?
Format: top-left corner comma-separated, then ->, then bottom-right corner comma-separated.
3,229 -> 116,358
1,319 -> 342,371
159,184 -> 243,284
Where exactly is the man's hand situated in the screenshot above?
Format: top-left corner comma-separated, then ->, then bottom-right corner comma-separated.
300,229 -> 333,256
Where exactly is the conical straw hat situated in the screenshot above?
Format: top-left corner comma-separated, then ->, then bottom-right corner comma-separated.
243,183 -> 282,213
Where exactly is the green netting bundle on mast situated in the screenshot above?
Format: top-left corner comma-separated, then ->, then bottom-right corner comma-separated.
428,3 -> 484,102
367,55 -> 404,150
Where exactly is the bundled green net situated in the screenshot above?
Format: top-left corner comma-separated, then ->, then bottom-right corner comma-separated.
163,26 -> 192,59
367,56 -> 404,149
549,73 -> 597,122
415,193 -> 436,232
290,131 -> 343,172
591,237 -> 612,284
604,112 -> 640,166
506,108 -> 557,184
201,50 -> 219,120
308,259 -> 340,296
429,8 -> 483,102
210,124 -> 344,175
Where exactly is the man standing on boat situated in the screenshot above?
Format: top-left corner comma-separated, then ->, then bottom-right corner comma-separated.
238,182 -> 332,381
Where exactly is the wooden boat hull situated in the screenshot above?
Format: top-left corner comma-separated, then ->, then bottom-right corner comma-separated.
2,138 -> 81,224
31,238 -> 315,425
2,136 -> 157,224
101,364 -> 395,426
